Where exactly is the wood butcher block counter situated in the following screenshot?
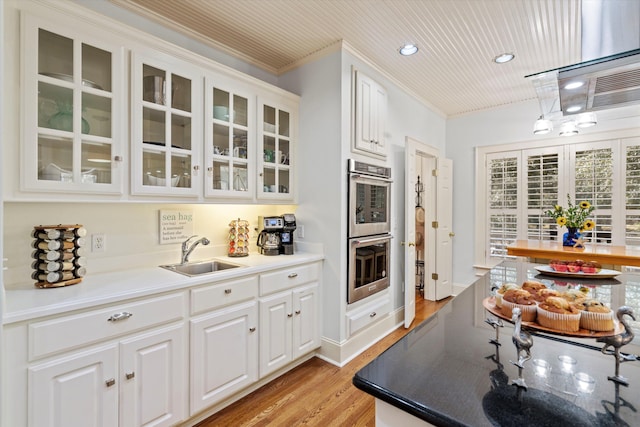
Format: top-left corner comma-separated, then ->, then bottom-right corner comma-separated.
506,240 -> 640,267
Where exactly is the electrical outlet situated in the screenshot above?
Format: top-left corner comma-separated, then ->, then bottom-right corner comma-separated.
297,224 -> 305,239
92,233 -> 105,253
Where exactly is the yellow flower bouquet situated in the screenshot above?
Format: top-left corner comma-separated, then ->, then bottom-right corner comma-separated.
545,194 -> 595,246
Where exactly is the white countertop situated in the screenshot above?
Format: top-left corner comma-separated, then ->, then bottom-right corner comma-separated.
3,252 -> 324,324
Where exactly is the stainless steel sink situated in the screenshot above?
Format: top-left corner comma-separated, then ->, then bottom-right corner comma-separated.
160,260 -> 242,277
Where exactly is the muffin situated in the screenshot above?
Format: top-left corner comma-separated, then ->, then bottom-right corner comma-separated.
522,280 -> 547,300
532,288 -> 560,303
494,283 -> 519,308
537,296 -> 581,332
577,299 -> 614,331
501,289 -> 537,322
561,288 -> 588,305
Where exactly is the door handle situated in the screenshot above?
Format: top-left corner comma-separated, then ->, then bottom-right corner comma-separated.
449,232 -> 456,237
401,241 -> 415,247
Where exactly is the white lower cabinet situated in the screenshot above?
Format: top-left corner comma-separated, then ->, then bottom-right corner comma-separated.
259,282 -> 320,377
28,323 -> 186,427
189,300 -> 258,415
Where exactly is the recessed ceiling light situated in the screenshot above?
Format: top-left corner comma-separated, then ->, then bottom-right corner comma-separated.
399,44 -> 418,56
566,105 -> 582,113
493,53 -> 515,64
564,81 -> 584,90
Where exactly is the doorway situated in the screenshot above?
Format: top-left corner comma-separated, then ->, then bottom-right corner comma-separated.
404,137 -> 453,328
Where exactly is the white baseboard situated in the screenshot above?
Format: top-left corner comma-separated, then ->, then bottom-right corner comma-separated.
316,306 -> 404,367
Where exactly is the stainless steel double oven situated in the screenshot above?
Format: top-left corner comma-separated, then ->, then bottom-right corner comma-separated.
347,159 -> 392,304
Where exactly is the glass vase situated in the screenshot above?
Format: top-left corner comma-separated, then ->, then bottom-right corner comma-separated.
562,227 -> 582,247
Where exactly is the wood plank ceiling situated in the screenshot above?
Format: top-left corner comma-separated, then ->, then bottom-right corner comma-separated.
111,0 -> 582,117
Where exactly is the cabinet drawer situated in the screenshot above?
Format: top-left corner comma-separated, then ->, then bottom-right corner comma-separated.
347,294 -> 391,336
29,292 -> 186,361
190,276 -> 258,315
259,262 -> 319,295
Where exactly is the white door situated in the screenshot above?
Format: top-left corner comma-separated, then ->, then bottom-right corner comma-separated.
435,158 -> 454,300
404,139 -> 418,327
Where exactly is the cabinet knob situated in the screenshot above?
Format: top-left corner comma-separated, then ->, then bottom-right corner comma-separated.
107,312 -> 133,322
224,289 -> 232,294
249,327 -> 256,332
287,313 -> 293,318
449,232 -> 456,238
295,310 -> 301,315
125,372 -> 135,380
105,378 -> 116,387
113,155 -> 123,162
369,312 -> 377,318
287,273 -> 298,278
193,165 -> 200,171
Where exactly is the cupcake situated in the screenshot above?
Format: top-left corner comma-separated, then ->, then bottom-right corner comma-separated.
494,283 -> 519,308
537,296 -> 581,332
581,261 -> 601,274
561,288 -> 589,305
501,289 -> 537,322
567,260 -> 584,273
550,259 -> 568,272
577,299 -> 615,331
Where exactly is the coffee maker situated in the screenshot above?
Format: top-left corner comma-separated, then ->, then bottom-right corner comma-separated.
257,216 -> 283,256
280,213 -> 296,255
256,214 -> 296,255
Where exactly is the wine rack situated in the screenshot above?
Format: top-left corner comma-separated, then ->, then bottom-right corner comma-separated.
31,224 -> 87,288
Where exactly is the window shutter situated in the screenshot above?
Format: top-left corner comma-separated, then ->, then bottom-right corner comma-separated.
575,148 -> 613,244
527,153 -> 559,241
626,145 -> 640,246
488,157 -> 518,258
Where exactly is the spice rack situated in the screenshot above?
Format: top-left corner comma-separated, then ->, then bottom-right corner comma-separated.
228,218 -> 250,257
31,224 -> 87,288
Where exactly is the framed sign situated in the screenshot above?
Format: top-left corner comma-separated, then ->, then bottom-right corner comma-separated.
159,210 -> 194,244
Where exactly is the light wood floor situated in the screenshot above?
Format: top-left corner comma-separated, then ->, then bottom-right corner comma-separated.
196,292 -> 452,427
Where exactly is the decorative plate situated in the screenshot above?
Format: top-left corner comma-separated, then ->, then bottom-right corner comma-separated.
534,265 -> 621,279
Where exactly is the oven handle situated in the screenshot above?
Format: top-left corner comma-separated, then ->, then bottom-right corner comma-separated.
349,173 -> 393,183
351,235 -> 393,245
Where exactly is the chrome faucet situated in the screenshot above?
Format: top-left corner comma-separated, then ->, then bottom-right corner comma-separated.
181,235 -> 210,264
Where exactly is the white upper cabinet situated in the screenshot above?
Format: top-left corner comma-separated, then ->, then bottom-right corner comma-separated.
257,96 -> 297,201
204,75 -> 255,199
21,14 -> 125,194
131,52 -> 203,197
353,69 -> 387,158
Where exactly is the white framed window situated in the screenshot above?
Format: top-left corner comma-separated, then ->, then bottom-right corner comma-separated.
476,131 -> 640,268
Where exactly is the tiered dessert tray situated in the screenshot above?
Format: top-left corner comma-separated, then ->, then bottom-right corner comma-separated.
482,296 -> 622,337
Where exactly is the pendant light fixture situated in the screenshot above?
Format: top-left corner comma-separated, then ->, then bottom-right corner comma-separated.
533,116 -> 553,134
576,111 -> 597,128
559,121 -> 579,136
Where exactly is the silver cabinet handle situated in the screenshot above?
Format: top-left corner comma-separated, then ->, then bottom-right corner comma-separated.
224,289 -> 232,294
105,378 -> 116,387
370,312 -> 377,318
288,273 -> 298,278
287,313 -> 293,318
295,310 -> 301,315
107,312 -> 133,322
125,372 -> 135,380
249,327 -> 256,332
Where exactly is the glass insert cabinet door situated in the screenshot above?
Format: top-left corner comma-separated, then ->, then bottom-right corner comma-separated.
131,53 -> 202,196
205,77 -> 253,198
22,16 -> 124,193
258,99 -> 294,199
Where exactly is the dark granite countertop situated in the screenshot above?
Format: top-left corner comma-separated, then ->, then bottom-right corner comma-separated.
353,261 -> 640,426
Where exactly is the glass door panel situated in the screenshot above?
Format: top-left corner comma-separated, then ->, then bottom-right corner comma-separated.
171,153 -> 192,188
263,169 -> 276,192
171,73 -> 191,112
279,140 -> 290,165
171,115 -> 191,150
81,141 -> 112,184
143,150 -> 166,186
39,83 -> 73,132
278,169 -> 290,194
278,110 -> 290,137
38,29 -> 73,77
213,123 -> 229,155
258,101 -> 294,199
81,44 -> 111,91
213,88 -> 230,121
38,136 -> 73,181
233,95 -> 247,126
143,107 -> 165,145
263,135 -> 276,164
143,65 -> 167,105
263,105 -> 276,133
233,130 -> 247,158
233,164 -> 248,192
82,93 -> 111,137
212,160 -> 230,190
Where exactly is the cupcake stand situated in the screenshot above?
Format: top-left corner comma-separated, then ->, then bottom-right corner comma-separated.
483,297 -> 637,388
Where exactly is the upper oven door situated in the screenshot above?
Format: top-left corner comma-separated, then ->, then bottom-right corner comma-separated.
349,173 -> 391,237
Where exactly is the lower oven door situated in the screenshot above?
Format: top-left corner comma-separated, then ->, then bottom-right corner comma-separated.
348,234 -> 391,304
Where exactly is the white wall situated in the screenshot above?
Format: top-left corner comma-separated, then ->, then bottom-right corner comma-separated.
446,99 -> 640,286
